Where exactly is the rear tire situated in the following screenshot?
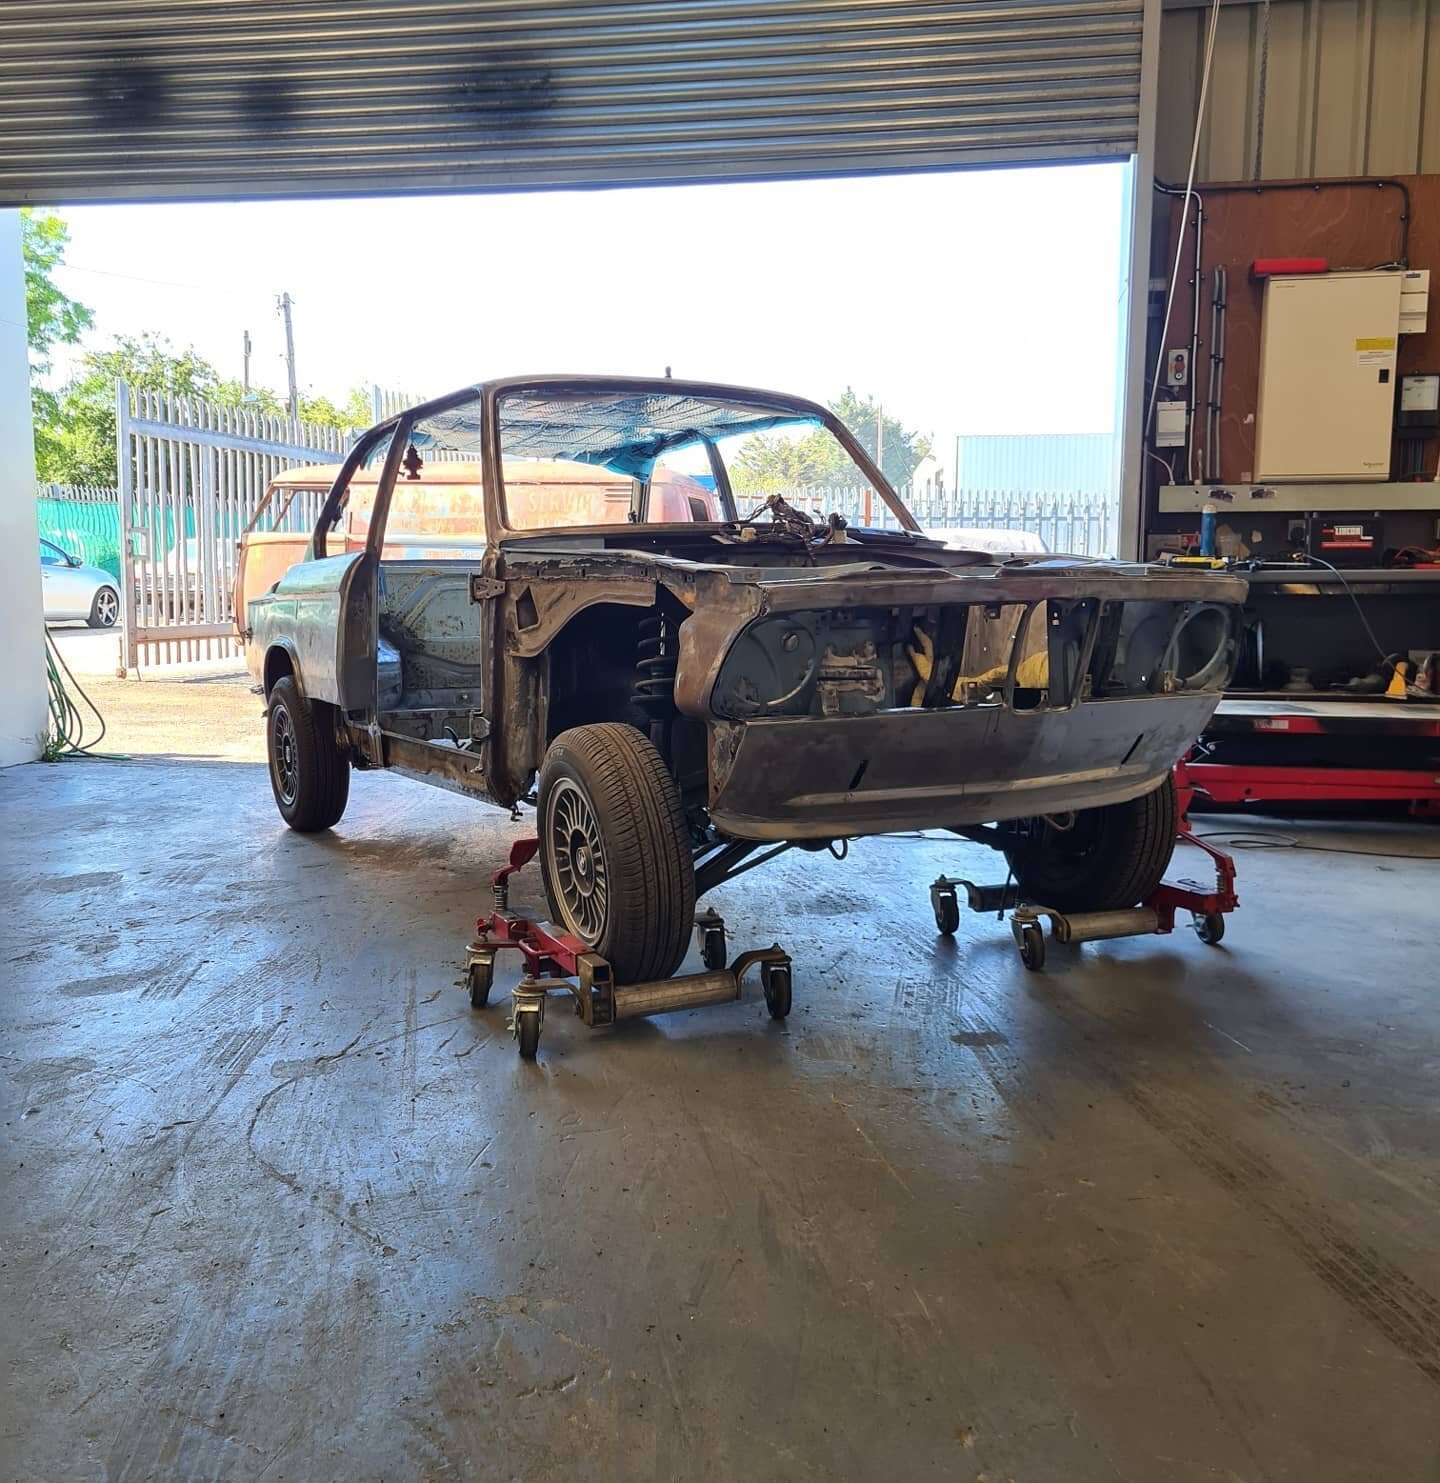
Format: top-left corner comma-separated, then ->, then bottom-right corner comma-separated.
539,723 -> 696,985
266,674 -> 349,832
1002,774 -> 1177,913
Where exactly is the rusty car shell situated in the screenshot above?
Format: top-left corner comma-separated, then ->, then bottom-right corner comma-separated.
245,375 -> 1247,841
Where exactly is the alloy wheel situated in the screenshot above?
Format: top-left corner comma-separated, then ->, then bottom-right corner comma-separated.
271,704 -> 299,807
546,776 -> 609,943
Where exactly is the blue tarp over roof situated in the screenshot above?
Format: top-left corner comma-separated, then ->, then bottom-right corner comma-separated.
413,389 -> 813,480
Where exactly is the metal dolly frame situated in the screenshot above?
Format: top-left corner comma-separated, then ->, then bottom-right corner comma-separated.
465,839 -> 793,1058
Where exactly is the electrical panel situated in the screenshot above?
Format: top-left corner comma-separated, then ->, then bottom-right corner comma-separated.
1398,372 -> 1440,433
1254,271 -> 1402,482
1400,269 -> 1429,334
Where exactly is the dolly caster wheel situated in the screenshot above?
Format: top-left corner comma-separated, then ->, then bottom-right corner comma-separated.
1015,920 -> 1046,972
696,909 -> 728,971
466,951 -> 494,1009
1193,911 -> 1225,945
512,979 -> 545,1059
761,960 -> 792,1019
930,877 -> 960,936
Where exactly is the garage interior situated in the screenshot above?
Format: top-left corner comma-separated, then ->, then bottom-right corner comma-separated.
4,3 -> 1440,1480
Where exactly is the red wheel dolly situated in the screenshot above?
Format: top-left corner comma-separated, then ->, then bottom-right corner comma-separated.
466,839 -> 792,1058
929,757 -> 1239,972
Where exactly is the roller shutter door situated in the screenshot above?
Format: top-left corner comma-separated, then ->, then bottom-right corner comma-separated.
0,0 -> 1145,205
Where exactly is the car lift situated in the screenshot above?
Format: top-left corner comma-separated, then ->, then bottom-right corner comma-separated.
928,757 -> 1240,971
464,838 -> 793,1058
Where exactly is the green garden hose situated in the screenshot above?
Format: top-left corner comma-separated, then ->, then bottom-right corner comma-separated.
43,626 -> 119,758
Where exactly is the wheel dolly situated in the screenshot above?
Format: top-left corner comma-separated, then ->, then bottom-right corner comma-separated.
464,839 -> 793,1058
928,758 -> 1239,972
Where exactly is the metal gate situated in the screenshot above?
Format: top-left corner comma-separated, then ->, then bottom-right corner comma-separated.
116,384 -> 349,669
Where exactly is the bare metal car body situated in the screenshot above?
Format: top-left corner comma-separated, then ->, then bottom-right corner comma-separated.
244,376 -> 1246,845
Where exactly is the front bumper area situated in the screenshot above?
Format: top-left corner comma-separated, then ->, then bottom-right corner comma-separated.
707,694 -> 1221,840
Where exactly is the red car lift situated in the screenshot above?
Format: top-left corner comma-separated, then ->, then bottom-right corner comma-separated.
1190,698 -> 1440,817
465,838 -> 792,1059
929,756 -> 1240,971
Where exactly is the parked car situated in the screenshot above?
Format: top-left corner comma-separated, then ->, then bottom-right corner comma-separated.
938,527 -> 1050,556
243,375 -> 1247,986
39,538 -> 120,627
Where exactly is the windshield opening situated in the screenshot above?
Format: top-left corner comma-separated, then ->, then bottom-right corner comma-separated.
492,388 -> 914,533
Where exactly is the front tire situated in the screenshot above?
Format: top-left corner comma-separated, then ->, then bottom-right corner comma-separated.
88,586 -> 120,628
538,723 -> 696,985
266,675 -> 349,832
1002,774 -> 1177,913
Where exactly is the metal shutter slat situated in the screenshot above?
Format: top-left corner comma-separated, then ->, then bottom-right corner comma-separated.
0,0 -> 1143,204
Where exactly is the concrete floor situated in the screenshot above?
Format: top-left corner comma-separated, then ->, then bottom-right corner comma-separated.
3,758 -> 1439,1482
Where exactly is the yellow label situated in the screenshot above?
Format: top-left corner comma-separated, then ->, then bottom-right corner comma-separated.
1355,336 -> 1397,351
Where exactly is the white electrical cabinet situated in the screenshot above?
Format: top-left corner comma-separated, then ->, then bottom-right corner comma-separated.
1254,271 -> 1402,481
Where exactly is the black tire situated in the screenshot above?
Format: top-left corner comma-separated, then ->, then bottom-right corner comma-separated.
516,1013 -> 540,1060
933,891 -> 960,936
467,958 -> 493,1008
1002,774 -> 1178,914
538,723 -> 696,985
700,927 -> 727,972
762,963 -> 792,1019
87,586 -> 120,628
1017,921 -> 1046,972
1194,911 -> 1225,945
266,674 -> 349,832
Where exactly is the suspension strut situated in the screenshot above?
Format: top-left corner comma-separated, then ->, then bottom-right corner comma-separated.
633,612 -> 677,754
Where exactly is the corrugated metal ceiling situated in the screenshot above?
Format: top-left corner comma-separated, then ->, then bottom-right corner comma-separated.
0,0 -> 1145,205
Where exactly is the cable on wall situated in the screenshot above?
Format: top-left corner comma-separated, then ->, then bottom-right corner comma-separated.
1145,0 -> 1224,472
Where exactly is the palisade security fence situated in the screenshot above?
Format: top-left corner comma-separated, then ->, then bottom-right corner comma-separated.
117,385 -> 349,669
100,381 -> 1117,670
776,485 -> 1118,558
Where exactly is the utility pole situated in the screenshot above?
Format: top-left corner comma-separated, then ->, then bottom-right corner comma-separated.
276,292 -> 298,421
242,329 -> 252,395
875,404 -> 884,477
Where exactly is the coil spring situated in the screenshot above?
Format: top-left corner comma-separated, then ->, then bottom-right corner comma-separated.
633,613 -> 677,721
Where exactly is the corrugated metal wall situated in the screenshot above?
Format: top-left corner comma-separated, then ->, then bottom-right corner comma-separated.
0,0 -> 1146,206
1156,0 -> 1440,182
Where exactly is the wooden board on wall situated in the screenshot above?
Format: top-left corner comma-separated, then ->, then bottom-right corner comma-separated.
1159,175 -> 1439,488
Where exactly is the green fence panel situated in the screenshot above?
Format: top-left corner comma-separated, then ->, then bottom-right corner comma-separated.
36,498 -> 123,580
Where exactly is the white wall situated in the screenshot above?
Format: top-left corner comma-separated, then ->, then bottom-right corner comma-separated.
0,210 -> 46,765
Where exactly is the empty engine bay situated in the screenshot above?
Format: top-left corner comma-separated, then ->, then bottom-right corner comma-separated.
710,597 -> 1238,720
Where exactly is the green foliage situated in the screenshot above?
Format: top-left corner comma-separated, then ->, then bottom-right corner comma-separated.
36,328 -> 376,485
826,388 -> 931,490
35,333 -> 220,485
20,208 -> 93,376
297,385 -> 374,431
729,388 -> 932,499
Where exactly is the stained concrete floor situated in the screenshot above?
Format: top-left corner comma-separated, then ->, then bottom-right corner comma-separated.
3,758 -> 1439,1482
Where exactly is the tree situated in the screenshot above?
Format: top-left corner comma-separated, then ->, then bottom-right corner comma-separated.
35,333 -> 220,485
826,388 -> 932,491
729,388 -> 932,499
21,209 -> 93,376
22,209 -> 95,470
36,325 -> 378,484
298,386 -> 374,431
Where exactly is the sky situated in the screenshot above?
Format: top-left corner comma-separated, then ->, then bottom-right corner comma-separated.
49,161 -> 1126,461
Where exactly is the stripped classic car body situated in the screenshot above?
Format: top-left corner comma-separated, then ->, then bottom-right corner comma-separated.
243,375 -> 1246,980
245,375 -> 1244,833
